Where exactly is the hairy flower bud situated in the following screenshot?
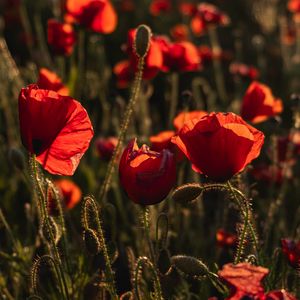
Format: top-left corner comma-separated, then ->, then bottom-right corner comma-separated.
134,24 -> 152,58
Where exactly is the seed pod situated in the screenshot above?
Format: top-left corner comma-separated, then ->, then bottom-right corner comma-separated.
41,217 -> 60,244
157,248 -> 171,275
83,228 -> 101,255
8,147 -> 25,171
172,183 -> 202,204
134,24 -> 152,58
171,255 -> 209,278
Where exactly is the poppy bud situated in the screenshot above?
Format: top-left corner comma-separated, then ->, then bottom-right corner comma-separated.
172,183 -> 202,204
119,139 -> 176,205
41,217 -> 60,244
134,24 -> 152,58
171,255 -> 210,278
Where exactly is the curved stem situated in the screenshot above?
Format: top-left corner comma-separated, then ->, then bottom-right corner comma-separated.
97,57 -> 144,203
30,156 -> 70,300
226,181 -> 260,264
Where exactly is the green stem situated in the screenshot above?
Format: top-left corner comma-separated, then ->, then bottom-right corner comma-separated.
30,156 -> 70,300
226,181 -> 260,264
97,57 -> 145,203
208,26 -> 227,105
142,207 -> 156,263
82,197 -> 118,299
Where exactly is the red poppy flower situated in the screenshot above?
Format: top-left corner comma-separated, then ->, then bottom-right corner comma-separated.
179,2 -> 197,16
170,24 -> 189,42
191,3 -> 229,36
47,19 -> 76,56
37,68 -> 69,96
149,0 -> 171,16
241,82 -> 283,124
113,60 -> 134,89
173,110 -> 207,131
216,229 -> 237,248
164,41 -> 200,72
288,0 -> 300,13
218,263 -> 269,300
119,139 -> 176,205
281,238 -> 300,269
95,137 -> 118,161
55,179 -> 82,209
127,29 -> 163,80
265,290 -> 297,300
65,0 -> 117,34
18,84 -> 94,175
172,112 -> 264,181
229,62 -> 259,80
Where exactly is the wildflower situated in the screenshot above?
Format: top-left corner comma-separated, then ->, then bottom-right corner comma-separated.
218,263 -> 268,300
65,0 -> 117,34
216,229 -> 237,248
119,139 -> 176,205
37,68 -> 69,96
190,3 -> 230,36
281,238 -> 300,269
172,112 -> 264,181
265,290 -> 297,300
113,60 -> 133,88
47,19 -> 76,56
18,84 -> 94,175
241,82 -> 283,124
288,0 -> 300,13
173,110 -> 207,131
95,137 -> 118,161
55,179 -> 82,209
149,0 -> 171,16
229,62 -> 259,80
170,24 -> 189,42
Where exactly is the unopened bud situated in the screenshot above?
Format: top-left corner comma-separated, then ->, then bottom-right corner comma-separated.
134,24 -> 152,58
172,183 -> 202,204
41,217 -> 60,244
171,255 -> 209,278
83,228 -> 101,255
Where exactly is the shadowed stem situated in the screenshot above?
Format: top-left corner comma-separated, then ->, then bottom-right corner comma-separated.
208,26 -> 228,105
97,57 -> 145,203
30,155 -> 70,300
226,181 -> 260,264
82,197 -> 118,299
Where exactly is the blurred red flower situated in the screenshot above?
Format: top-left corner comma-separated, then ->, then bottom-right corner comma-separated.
170,24 -> 189,42
288,0 -> 300,13
250,164 -> 285,185
172,112 -> 264,181
127,29 -> 163,80
18,84 -> 94,175
229,62 -> 259,80
95,137 -> 118,161
281,238 -> 300,269
241,82 -> 283,124
119,139 -> 176,205
216,229 -> 237,248
113,60 -> 134,88
190,3 -> 230,36
37,68 -> 69,96
47,19 -> 76,56
218,263 -> 269,300
55,179 -> 82,209
179,2 -> 197,16
65,0 -> 117,34
198,45 -> 232,65
173,110 -> 207,131
149,0 -> 172,16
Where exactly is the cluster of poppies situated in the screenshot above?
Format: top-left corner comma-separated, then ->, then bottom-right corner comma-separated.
47,0 -> 117,56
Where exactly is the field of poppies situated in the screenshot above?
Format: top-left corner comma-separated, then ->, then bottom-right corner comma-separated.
1,0 -> 300,299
